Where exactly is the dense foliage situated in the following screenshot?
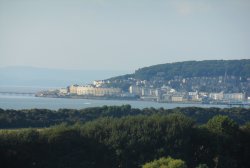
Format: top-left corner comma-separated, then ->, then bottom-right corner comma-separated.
0,106 -> 250,128
0,114 -> 250,168
107,59 -> 250,92
142,156 -> 187,168
110,59 -> 250,81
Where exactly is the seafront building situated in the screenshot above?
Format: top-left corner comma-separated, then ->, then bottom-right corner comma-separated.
223,93 -> 245,101
59,88 -> 68,94
56,79 -> 248,103
68,84 -> 78,94
76,85 -> 121,96
128,84 -> 246,103
67,85 -> 121,97
129,85 -> 142,96
209,92 -> 224,100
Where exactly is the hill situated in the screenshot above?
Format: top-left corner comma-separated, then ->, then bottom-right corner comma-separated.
109,59 -> 250,81
107,59 -> 250,93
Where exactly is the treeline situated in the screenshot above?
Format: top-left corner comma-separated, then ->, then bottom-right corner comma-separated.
0,114 -> 250,168
135,59 -> 250,80
109,59 -> 250,81
0,106 -> 250,128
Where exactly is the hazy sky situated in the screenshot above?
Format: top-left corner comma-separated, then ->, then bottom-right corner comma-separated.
0,0 -> 250,70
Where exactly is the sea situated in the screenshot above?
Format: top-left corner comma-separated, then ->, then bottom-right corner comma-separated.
0,86 -> 229,110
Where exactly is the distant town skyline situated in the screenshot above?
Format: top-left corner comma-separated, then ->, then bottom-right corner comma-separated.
1,0 -> 250,70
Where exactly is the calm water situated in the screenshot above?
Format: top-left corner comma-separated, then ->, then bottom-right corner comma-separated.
0,93 -> 228,110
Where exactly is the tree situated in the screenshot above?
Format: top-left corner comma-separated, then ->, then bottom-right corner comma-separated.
205,115 -> 240,168
206,115 -> 238,136
142,156 -> 187,168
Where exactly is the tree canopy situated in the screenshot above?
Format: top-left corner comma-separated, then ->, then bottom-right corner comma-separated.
142,156 -> 187,168
0,113 -> 250,168
109,59 -> 250,81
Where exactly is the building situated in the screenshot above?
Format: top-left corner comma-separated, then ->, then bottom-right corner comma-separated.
76,85 -> 121,96
223,93 -> 245,101
59,88 -> 68,94
68,85 -> 78,94
171,92 -> 187,102
141,88 -> 150,96
162,93 -> 172,102
188,91 -> 201,101
209,92 -> 224,100
93,80 -> 106,87
129,85 -> 142,96
199,92 -> 208,97
171,95 -> 185,102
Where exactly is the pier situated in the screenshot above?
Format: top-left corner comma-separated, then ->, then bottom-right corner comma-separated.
0,91 -> 35,96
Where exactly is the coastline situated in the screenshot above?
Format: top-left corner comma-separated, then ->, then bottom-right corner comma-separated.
35,94 -> 250,107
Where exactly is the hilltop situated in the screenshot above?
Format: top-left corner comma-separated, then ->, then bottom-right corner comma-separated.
36,59 -> 250,104
106,59 -> 250,93
109,59 -> 250,81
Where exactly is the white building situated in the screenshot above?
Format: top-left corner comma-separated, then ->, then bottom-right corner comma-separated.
129,85 -> 142,96
68,85 -> 78,94
223,93 -> 245,101
59,88 -> 68,94
76,85 -> 121,96
93,80 -> 106,87
209,92 -> 224,100
188,91 -> 201,101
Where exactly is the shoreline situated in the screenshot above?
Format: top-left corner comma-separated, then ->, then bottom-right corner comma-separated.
35,94 -> 250,107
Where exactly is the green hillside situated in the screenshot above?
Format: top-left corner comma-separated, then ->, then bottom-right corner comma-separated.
110,59 -> 250,81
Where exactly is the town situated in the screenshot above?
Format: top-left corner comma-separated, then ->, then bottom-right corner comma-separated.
36,75 -> 250,105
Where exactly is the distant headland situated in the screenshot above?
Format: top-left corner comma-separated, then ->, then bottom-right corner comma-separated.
36,59 -> 250,106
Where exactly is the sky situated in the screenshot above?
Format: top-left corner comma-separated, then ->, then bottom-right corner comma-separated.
0,0 -> 250,71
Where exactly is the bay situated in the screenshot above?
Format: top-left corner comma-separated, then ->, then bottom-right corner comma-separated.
0,93 -> 228,110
